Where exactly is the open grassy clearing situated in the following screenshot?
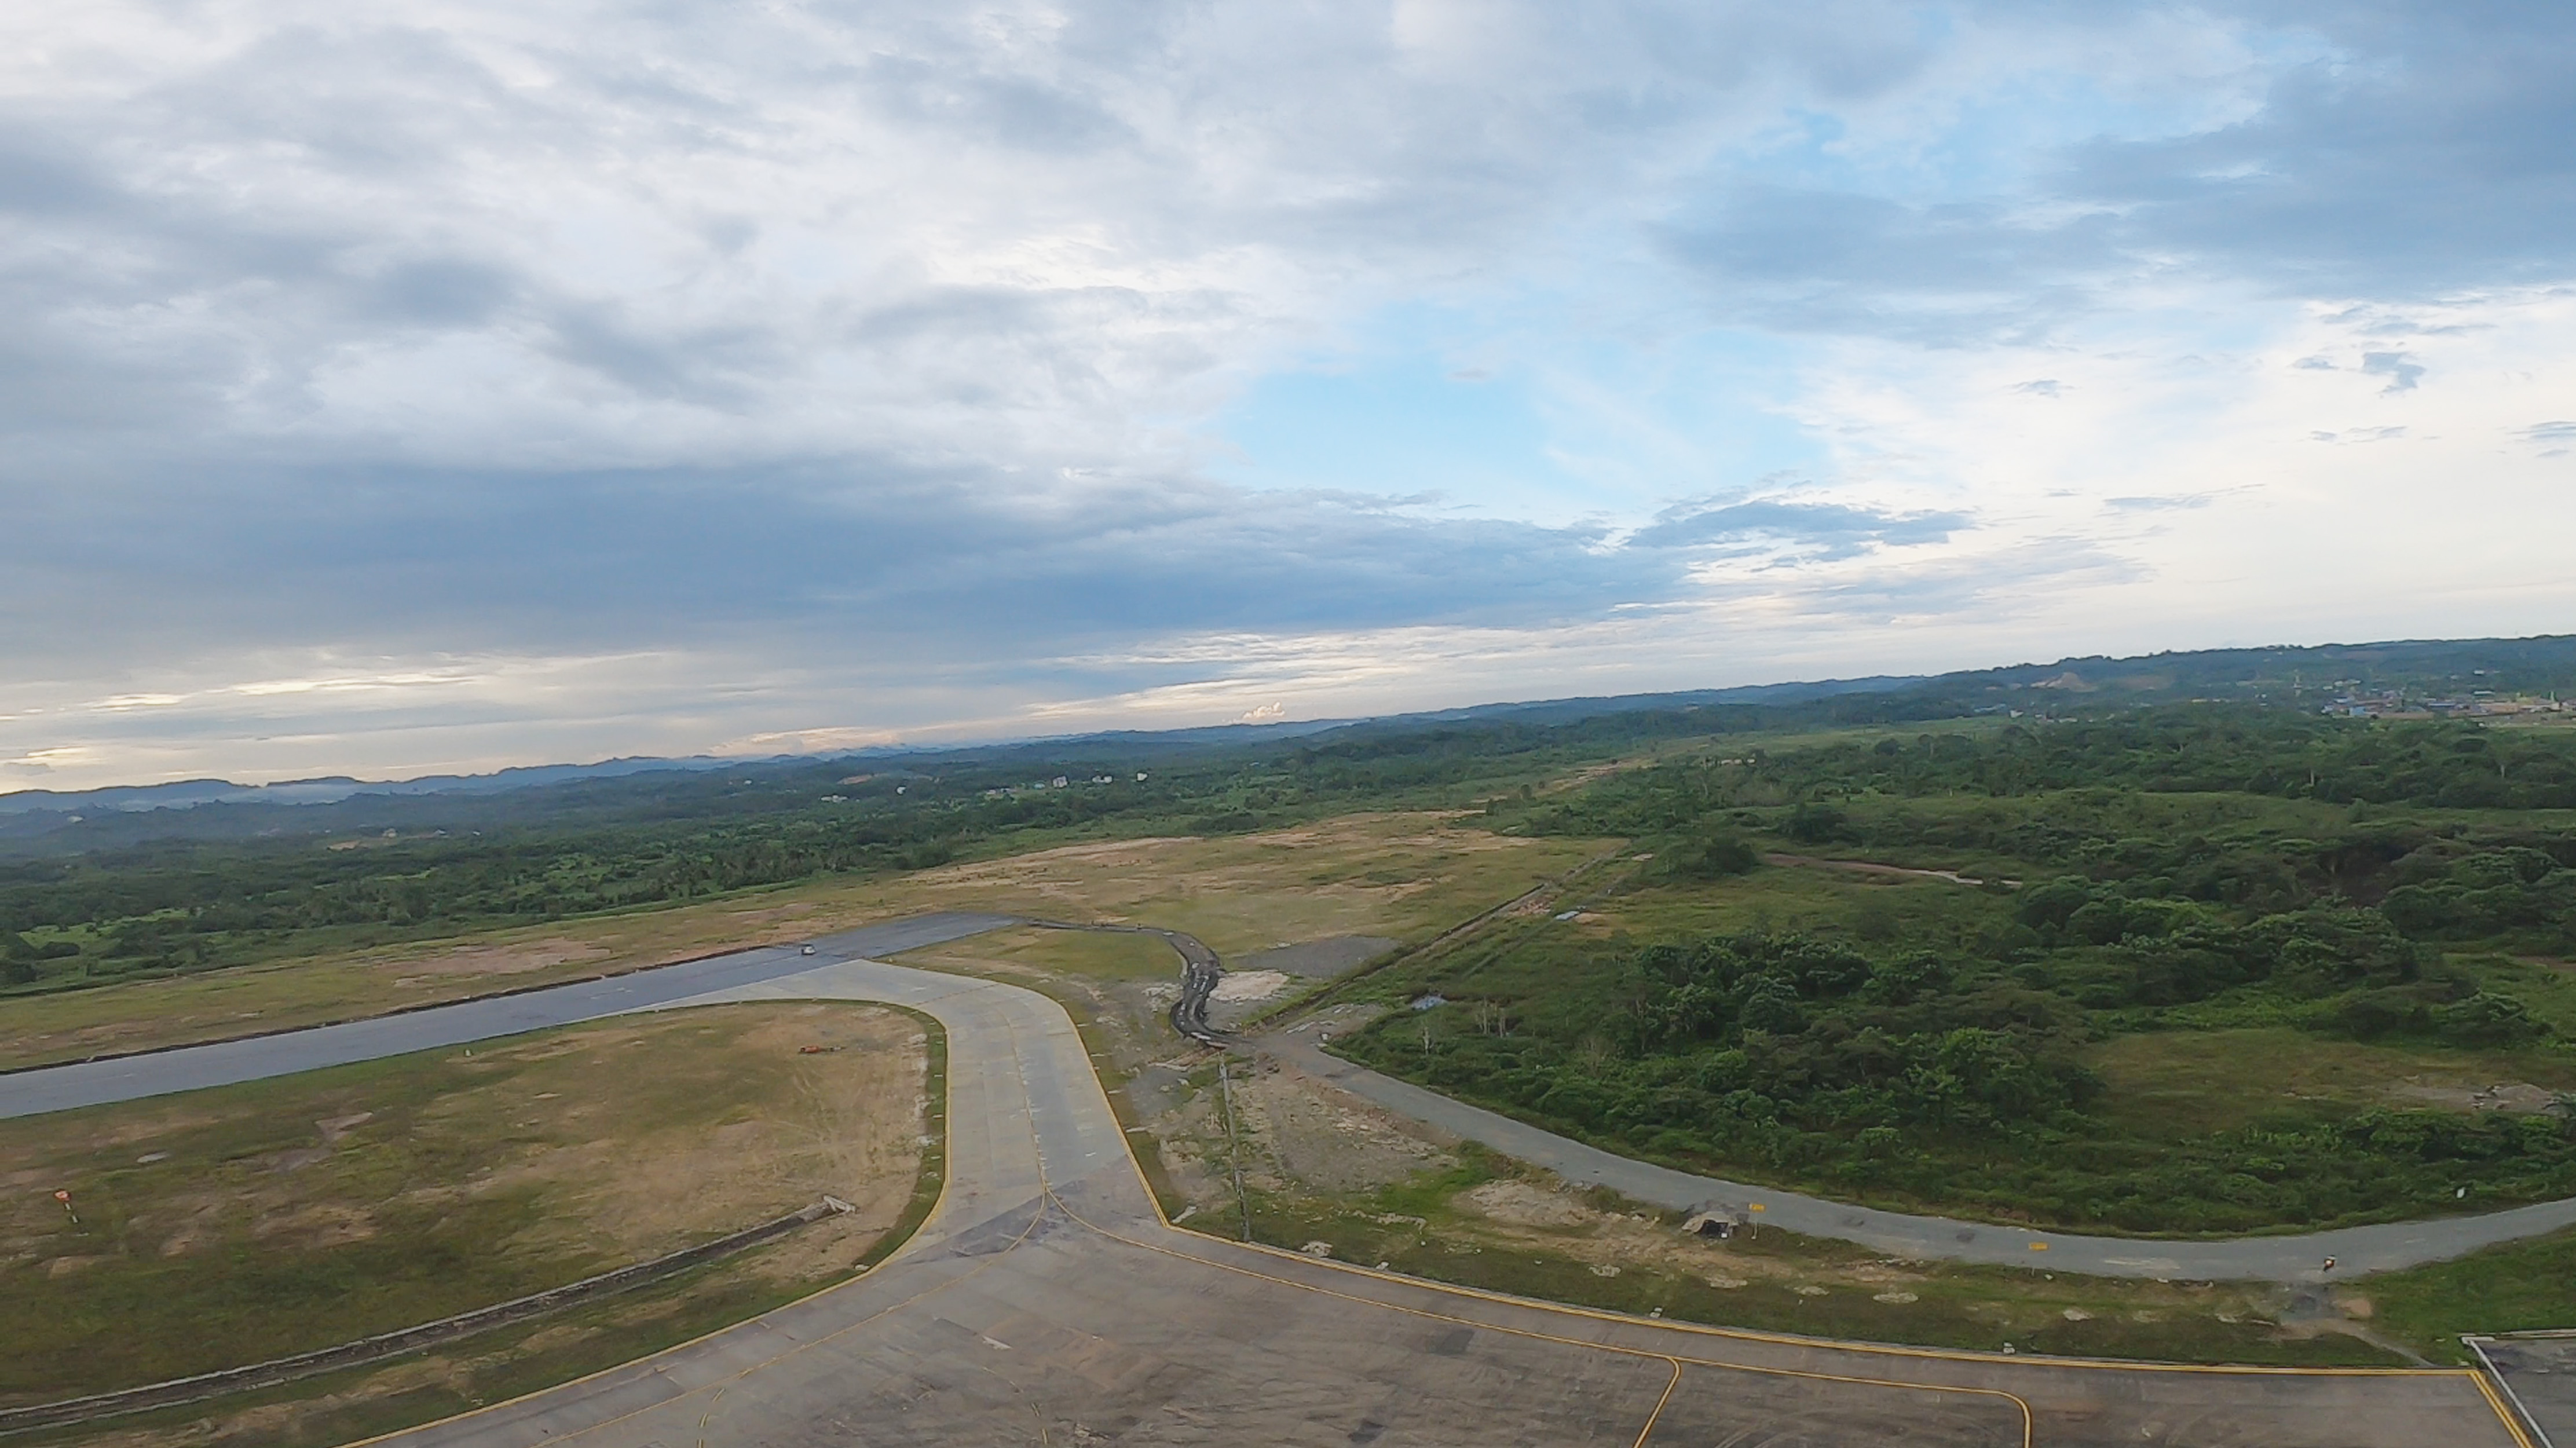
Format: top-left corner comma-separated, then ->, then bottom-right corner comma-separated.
904,925 -> 1184,985
1,1003 -> 931,1409
2465,948 -> 2576,1036
876,810 -> 1606,959
2085,1027 -> 2576,1140
2364,1224 -> 2576,1360
0,895 -> 897,1072
1561,858 -> 2018,953
1,811 -> 1604,1072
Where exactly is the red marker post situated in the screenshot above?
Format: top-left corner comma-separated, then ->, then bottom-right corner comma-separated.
53,1189 -> 77,1225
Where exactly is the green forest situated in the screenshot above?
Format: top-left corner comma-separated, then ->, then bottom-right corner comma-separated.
1342,707 -> 2576,1234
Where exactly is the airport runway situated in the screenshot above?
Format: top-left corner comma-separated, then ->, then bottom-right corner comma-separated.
332,953 -> 2526,1448
0,912 -> 1015,1119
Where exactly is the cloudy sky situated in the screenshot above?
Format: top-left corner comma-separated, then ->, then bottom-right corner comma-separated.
4,1 -> 2571,790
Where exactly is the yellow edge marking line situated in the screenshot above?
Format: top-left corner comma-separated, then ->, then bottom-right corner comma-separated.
1080,974 -> 2531,1446
2470,1369 -> 2543,1448
345,998 -> 1009,1448
1632,1359 -> 1684,1448
1049,1183 -> 2032,1448
1101,1026 -> 2501,1381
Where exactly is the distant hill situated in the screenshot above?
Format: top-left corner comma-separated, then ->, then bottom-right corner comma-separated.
0,757 -> 744,818
3,632 -> 2568,854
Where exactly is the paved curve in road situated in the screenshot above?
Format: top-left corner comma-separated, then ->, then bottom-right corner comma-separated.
1254,1030 -> 2576,1284
0,924 -> 2540,1443
378,953 -> 2525,1448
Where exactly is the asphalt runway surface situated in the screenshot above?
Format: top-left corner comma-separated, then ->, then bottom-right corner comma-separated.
0,912 -> 1014,1120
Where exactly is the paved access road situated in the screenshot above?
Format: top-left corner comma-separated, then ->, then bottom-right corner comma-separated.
0,926 -> 2537,1444
0,913 -> 1015,1120
12,905 -> 2576,1283
334,953 -> 2524,1448
1255,1029 -> 2576,1284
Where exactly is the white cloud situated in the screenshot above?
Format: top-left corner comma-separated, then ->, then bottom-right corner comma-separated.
1,1 -> 2571,789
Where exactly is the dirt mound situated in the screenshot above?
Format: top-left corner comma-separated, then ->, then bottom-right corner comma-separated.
1210,970 -> 1293,1003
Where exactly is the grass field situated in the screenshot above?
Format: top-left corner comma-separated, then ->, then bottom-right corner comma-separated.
1,811 -> 1604,1071
2365,1224 -> 2576,1360
880,811 -> 1606,958
1561,856 -> 2018,952
8,1218 -> 926,1448
907,926 -> 1185,984
0,1003 -> 931,1409
2085,1027 -> 2576,1141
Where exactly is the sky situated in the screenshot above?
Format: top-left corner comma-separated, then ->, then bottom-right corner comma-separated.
3,1 -> 2572,791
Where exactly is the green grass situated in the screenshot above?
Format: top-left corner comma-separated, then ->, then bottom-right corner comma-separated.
1574,854 -> 2019,953
2085,1027 -> 2576,1141
2366,1226 -> 2576,1362
2461,949 -> 2576,1036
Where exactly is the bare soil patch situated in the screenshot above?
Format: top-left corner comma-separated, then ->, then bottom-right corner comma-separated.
387,937 -> 612,978
1460,1179 -> 1592,1228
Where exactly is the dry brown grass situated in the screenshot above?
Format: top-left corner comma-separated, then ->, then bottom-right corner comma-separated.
0,1003 -> 928,1406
